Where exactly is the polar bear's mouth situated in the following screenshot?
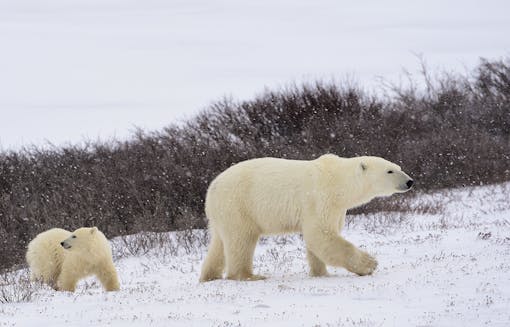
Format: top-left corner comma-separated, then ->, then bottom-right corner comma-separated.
398,179 -> 414,192
60,241 -> 71,249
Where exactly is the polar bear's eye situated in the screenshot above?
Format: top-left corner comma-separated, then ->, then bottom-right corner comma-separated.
72,235 -> 77,239
387,170 -> 393,174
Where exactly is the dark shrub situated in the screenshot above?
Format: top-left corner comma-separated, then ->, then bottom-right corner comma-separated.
1,58 -> 509,270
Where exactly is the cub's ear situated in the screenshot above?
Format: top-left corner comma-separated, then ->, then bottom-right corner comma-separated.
90,227 -> 98,234
360,162 -> 367,172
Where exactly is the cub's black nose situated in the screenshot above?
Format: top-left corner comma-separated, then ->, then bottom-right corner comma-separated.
60,242 -> 64,246
406,179 -> 414,188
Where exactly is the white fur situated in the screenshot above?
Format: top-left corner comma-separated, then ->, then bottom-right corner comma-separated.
200,154 -> 412,281
26,227 -> 120,292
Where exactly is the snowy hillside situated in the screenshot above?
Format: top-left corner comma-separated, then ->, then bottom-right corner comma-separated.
1,0 -> 509,149
1,183 -> 509,326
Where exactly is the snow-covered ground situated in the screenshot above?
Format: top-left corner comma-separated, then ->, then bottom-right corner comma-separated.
1,183 -> 509,326
1,0 -> 509,149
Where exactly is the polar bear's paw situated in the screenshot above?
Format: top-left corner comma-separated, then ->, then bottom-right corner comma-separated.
245,274 -> 267,281
227,273 -> 267,281
348,250 -> 378,276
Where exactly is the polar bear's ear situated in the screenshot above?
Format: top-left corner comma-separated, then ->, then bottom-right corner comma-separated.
360,162 -> 367,172
90,227 -> 98,234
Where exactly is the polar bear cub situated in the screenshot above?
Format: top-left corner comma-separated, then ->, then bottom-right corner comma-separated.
200,154 -> 413,281
26,227 -> 120,292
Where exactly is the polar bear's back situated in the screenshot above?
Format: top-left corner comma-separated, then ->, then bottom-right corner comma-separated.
205,157 -> 321,234
26,228 -> 71,284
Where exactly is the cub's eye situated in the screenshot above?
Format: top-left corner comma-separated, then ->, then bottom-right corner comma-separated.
72,235 -> 77,239
387,170 -> 393,174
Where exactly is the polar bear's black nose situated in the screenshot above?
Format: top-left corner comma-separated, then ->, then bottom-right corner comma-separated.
60,242 -> 64,247
406,180 -> 414,188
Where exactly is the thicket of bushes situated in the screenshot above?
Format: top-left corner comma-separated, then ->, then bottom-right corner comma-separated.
1,58 -> 509,271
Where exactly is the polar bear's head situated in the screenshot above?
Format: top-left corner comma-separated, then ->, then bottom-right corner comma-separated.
357,156 -> 414,198
60,227 -> 106,251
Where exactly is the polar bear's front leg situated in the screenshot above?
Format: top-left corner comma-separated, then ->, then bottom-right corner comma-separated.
303,225 -> 377,276
306,249 -> 329,277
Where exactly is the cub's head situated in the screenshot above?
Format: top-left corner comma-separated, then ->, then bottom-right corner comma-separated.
60,227 -> 103,251
357,156 -> 414,197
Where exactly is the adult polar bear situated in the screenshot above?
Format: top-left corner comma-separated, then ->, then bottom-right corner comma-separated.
200,154 -> 414,282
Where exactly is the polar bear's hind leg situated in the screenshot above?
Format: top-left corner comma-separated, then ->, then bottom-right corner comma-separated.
199,230 -> 225,282
224,231 -> 265,281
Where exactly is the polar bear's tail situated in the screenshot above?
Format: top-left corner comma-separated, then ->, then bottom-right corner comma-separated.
199,229 -> 225,282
